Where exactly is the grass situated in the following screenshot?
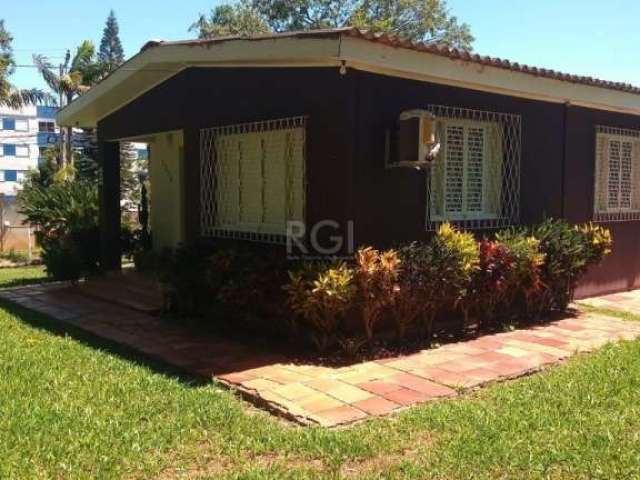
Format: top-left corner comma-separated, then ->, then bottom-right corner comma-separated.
0,265 -> 47,287
578,303 -> 640,323
1,268 -> 640,479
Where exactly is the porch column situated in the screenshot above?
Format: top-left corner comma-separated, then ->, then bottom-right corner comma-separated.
183,127 -> 201,244
99,139 -> 121,271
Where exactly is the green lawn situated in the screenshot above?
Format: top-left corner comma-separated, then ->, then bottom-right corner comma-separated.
0,265 -> 47,287
1,267 -> 640,479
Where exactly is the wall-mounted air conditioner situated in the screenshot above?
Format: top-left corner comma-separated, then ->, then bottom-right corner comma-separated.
386,109 -> 441,170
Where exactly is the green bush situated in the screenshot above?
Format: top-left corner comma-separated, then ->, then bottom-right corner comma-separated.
459,239 -> 516,328
395,241 -> 439,340
529,219 -> 612,312
153,220 -> 613,354
431,223 -> 479,330
158,244 -> 233,317
495,229 -> 545,318
353,247 -> 400,341
18,180 -> 100,280
285,262 -> 355,352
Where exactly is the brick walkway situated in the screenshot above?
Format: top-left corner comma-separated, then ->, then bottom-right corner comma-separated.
577,289 -> 640,315
2,282 -> 640,427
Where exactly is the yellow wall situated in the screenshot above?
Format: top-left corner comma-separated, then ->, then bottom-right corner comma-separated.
148,131 -> 184,251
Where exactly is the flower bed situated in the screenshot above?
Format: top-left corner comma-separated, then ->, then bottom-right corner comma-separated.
149,219 -> 612,356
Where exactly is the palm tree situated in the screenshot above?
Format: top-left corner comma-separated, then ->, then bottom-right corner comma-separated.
0,20 -> 52,108
33,41 -> 100,167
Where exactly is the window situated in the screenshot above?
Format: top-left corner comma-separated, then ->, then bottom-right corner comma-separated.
4,170 -> 17,182
594,126 -> 640,221
200,116 -> 306,243
2,144 -> 16,156
15,145 -> 29,157
426,105 -> 521,230
15,119 -> 28,131
2,118 -> 15,130
0,171 -> 5,182
38,121 -> 55,133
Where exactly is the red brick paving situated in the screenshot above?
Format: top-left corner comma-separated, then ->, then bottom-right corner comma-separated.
2,281 -> 640,427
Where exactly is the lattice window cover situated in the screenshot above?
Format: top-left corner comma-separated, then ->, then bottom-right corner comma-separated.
200,116 -> 307,244
425,105 -> 521,230
594,125 -> 640,222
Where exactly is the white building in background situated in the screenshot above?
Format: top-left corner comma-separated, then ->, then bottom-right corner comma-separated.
0,105 -> 148,202
0,104 -> 58,198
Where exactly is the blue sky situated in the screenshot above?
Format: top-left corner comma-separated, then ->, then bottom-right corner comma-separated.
5,0 -> 640,92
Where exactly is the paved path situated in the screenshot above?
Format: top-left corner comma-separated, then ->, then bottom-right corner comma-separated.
2,282 -> 639,427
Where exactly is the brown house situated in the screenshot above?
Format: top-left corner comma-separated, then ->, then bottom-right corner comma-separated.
57,28 -> 640,298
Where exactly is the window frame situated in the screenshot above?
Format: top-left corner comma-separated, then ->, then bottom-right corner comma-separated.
424,105 -> 521,231
200,116 -> 307,244
593,125 -> 640,222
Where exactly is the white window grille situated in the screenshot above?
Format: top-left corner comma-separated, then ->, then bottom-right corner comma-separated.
426,105 -> 521,230
200,116 -> 306,244
594,126 -> 640,222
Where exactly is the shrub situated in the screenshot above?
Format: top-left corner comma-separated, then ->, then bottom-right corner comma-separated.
158,244 -> 233,317
576,222 -> 613,267
395,242 -> 439,340
285,262 -> 355,353
0,249 -> 30,264
530,219 -> 612,312
18,180 -> 100,280
353,247 -> 400,341
495,229 -> 545,318
431,223 -> 479,330
215,246 -> 290,334
459,239 -> 516,328
133,249 -> 161,273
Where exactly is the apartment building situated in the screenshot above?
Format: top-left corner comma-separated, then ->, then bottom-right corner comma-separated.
0,104 -> 58,198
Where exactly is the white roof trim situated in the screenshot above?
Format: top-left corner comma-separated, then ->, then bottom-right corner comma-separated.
57,33 -> 640,127
57,37 -> 342,127
340,36 -> 640,115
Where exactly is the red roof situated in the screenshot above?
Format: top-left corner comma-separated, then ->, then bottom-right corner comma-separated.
143,27 -> 640,95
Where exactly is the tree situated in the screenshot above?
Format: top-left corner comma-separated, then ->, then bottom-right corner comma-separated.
191,0 -> 269,38
95,11 -> 142,209
351,0 -> 473,47
98,10 -> 125,74
0,20 -> 52,108
191,0 -> 474,48
33,41 -> 101,166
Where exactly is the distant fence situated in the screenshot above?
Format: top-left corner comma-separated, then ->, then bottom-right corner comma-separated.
0,197 -> 36,257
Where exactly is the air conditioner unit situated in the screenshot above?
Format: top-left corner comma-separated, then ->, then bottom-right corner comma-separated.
388,109 -> 441,169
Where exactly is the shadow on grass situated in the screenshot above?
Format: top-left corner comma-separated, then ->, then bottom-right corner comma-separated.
0,298 -> 211,388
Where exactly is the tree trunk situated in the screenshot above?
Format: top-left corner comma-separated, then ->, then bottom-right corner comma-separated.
65,126 -> 73,166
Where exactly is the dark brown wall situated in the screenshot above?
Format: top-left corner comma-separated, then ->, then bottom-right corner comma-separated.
98,66 -> 640,297
98,67 -> 357,245
351,71 -> 566,247
564,106 -> 640,298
